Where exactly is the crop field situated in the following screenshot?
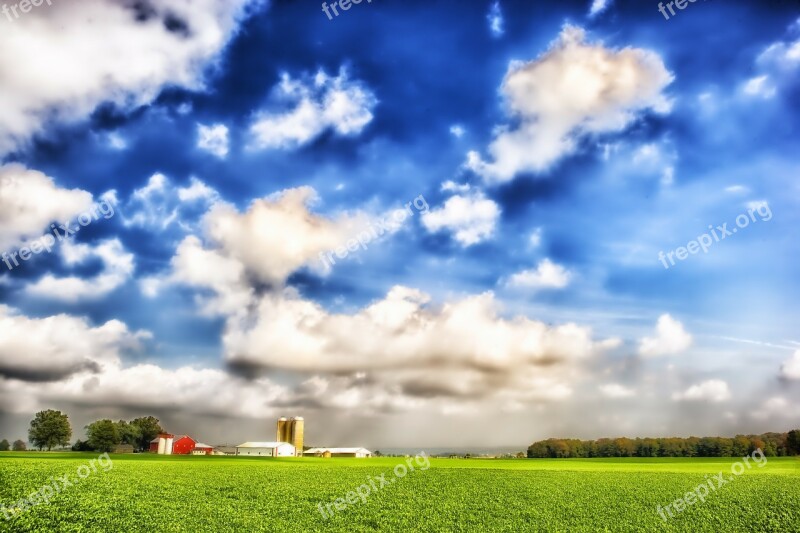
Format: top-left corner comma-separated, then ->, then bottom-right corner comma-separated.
1,453 -> 799,532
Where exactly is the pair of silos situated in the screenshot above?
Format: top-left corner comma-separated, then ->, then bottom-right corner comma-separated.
156,434 -> 174,455
277,417 -> 304,456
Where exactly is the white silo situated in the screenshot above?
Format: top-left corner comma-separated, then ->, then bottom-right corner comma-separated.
165,436 -> 174,455
157,436 -> 166,455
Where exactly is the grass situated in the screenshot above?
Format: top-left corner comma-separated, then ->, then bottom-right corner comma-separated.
1,453 -> 799,532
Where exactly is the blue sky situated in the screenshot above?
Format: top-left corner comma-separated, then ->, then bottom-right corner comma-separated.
0,0 -> 798,448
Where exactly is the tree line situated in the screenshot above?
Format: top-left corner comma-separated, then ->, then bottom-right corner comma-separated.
0,409 -> 165,453
528,430 -> 800,458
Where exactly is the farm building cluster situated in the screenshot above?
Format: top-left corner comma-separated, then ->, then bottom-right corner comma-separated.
148,417 -> 372,458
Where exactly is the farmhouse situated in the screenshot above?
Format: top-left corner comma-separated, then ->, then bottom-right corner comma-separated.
303,447 -> 373,458
192,443 -> 214,456
236,441 -> 296,457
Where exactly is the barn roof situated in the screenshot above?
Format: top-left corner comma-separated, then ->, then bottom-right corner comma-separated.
305,447 -> 372,454
235,441 -> 294,448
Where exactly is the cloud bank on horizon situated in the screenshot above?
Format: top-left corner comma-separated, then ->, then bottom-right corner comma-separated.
0,0 -> 798,448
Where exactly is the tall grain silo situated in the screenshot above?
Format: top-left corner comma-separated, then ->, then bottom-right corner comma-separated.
277,417 -> 289,442
290,417 -> 304,456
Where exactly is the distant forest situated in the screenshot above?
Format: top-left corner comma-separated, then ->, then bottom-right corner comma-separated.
528,430 -> 800,458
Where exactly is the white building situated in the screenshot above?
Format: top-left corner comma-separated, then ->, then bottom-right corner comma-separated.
303,447 -> 372,458
235,442 -> 296,457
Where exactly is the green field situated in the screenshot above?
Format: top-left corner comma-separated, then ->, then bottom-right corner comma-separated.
1,453 -> 799,532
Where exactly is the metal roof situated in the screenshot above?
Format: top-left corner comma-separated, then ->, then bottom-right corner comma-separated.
235,442 -> 294,448
304,447 -> 372,454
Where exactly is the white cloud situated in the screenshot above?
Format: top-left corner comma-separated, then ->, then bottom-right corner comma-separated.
599,383 -> 635,398
200,187 -> 367,285
638,314 -> 692,357
0,306 -> 148,382
468,25 -> 673,183
224,285 -> 613,404
505,259 -> 571,290
672,380 -> 731,403
743,22 -> 800,100
0,164 -> 93,251
440,180 -> 471,193
751,397 -> 799,421
144,186 -> 368,313
742,75 -> 776,99
123,174 -> 220,231
588,0 -> 612,18
197,123 -> 230,158
26,240 -> 134,302
487,2 -> 504,37
780,350 -> 800,380
248,68 -> 377,150
106,132 -> 128,150
449,125 -> 465,138
422,192 -> 500,246
529,228 -> 543,247
0,0 -> 260,155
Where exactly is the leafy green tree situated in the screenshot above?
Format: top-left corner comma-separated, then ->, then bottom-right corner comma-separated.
0,439 -> 9,451
732,436 -> 751,457
130,416 -> 163,452
12,439 -> 26,451
71,439 -> 94,452
86,420 -> 120,453
115,420 -> 141,447
28,410 -> 72,451
787,430 -> 800,455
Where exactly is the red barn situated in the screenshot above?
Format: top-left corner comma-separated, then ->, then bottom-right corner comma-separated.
171,435 -> 197,455
149,434 -> 206,455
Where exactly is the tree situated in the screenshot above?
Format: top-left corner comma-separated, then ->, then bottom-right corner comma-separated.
28,410 -> 72,451
788,430 -> 800,455
0,439 -> 9,451
115,420 -> 141,447
130,416 -> 163,452
86,420 -> 120,453
12,439 -> 26,451
71,439 -> 94,452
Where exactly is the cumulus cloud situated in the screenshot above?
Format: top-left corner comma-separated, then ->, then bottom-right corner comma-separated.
449,125 -> 466,138
742,75 -> 777,99
468,25 -> 673,183
751,397 -> 799,421
248,68 -> 377,150
638,314 -> 692,357
487,2 -> 504,38
142,186 -> 368,313
123,173 -> 220,231
224,285 -> 615,404
422,192 -> 500,246
780,350 -> 800,380
742,20 -> 800,100
26,240 -> 135,302
0,306 -> 148,382
504,259 -> 571,290
0,0 -> 260,155
588,0 -> 612,18
0,164 -> 93,250
672,380 -> 731,403
197,123 -> 230,158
